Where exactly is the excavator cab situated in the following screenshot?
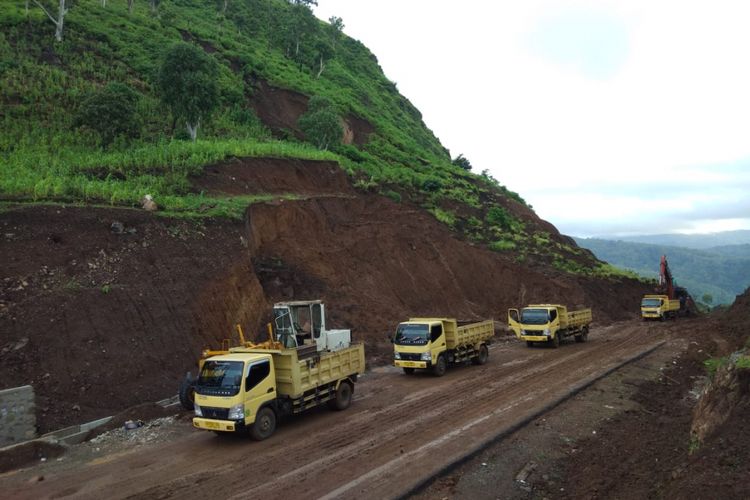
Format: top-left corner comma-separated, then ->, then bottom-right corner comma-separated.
272,301 -> 325,350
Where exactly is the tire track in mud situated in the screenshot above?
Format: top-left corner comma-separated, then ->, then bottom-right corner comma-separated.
235,324 -> 663,499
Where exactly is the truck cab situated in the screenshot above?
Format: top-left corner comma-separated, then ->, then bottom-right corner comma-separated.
193,352 -> 277,438
392,319 -> 447,372
509,305 -> 564,339
641,294 -> 677,320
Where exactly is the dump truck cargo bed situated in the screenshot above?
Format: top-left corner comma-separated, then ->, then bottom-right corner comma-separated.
233,343 -> 365,398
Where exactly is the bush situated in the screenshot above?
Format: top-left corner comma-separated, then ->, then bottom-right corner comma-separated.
383,189 -> 401,202
486,205 -> 512,230
73,82 -> 140,146
298,95 -> 343,150
452,154 -> 472,171
490,239 -> 516,252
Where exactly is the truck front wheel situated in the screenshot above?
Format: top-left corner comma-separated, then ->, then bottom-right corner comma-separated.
550,334 -> 560,348
472,345 -> 489,365
432,355 -> 447,377
328,381 -> 353,411
250,407 -> 276,441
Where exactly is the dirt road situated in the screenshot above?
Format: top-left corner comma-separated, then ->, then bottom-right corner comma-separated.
0,321 -> 667,499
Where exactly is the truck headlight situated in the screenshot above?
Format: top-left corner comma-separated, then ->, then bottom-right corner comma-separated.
228,403 -> 245,421
394,352 -> 401,360
194,403 -> 202,417
420,351 -> 431,361
543,328 -> 551,336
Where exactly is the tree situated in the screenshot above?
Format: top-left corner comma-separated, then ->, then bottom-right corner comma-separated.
33,0 -> 69,42
452,154 -> 472,171
127,0 -> 134,13
327,16 -> 344,51
73,82 -> 140,146
313,39 -> 333,78
157,43 -> 219,141
285,0 -> 317,65
298,96 -> 342,150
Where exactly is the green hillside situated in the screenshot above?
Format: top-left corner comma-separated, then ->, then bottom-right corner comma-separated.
575,237 -> 750,305
0,0 -> 626,276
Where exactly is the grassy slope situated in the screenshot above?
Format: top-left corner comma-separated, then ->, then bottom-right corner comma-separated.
0,0 -> 628,277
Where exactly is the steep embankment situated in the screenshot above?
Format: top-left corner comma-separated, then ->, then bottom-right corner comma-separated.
0,159 -> 649,433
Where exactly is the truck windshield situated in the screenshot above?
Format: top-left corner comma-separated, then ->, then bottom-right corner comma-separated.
641,298 -> 662,307
520,309 -> 549,325
394,324 -> 429,346
196,360 -> 243,396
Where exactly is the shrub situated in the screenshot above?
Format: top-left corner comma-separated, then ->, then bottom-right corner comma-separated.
298,96 -> 343,150
490,239 -> 516,252
486,205 -> 512,230
383,189 -> 401,203
452,154 -> 472,171
73,82 -> 140,146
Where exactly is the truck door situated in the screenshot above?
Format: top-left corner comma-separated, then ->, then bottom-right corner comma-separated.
508,309 -> 521,337
243,359 -> 275,424
430,323 -> 445,360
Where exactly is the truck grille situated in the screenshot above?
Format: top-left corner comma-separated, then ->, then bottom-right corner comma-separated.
201,407 -> 229,420
399,353 -> 422,361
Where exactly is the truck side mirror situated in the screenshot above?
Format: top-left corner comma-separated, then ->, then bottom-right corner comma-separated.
387,334 -> 393,343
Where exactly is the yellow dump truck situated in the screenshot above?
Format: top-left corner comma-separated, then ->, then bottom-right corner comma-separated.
640,294 -> 680,321
508,304 -> 592,347
390,318 -> 494,376
192,300 -> 365,440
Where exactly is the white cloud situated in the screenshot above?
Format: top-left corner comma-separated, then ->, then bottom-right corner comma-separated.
315,1 -> 750,236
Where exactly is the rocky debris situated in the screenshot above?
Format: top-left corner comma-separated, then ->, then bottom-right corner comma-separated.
110,221 -> 125,234
89,416 -> 178,447
141,195 -> 158,212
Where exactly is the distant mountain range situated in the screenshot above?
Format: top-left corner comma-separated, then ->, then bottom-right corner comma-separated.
575,233 -> 750,305
597,230 -> 750,249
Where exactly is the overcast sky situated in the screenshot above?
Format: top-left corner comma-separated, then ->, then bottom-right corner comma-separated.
314,1 -> 750,238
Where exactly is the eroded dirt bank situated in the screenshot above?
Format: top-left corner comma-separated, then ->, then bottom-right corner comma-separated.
0,158 -> 649,434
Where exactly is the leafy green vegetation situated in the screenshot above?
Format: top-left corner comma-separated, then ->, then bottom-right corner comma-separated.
298,95 -> 342,150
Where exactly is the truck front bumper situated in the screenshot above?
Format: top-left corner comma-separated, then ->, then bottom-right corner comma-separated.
520,335 -> 549,342
394,360 -> 429,369
193,417 -> 245,433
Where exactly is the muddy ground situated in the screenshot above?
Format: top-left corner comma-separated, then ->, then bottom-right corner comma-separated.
416,298 -> 750,500
0,320 -> 674,499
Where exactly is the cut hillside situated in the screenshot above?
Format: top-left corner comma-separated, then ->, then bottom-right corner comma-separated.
1,159 -> 650,433
0,0 -> 601,267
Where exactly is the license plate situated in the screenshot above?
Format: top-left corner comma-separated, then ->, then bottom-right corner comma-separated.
205,421 -> 220,430
402,361 -> 421,367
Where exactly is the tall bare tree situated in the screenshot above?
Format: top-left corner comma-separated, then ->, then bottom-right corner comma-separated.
127,0 -> 135,13
33,0 -> 68,42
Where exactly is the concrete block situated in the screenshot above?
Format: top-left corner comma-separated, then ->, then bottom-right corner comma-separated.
0,386 -> 36,447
